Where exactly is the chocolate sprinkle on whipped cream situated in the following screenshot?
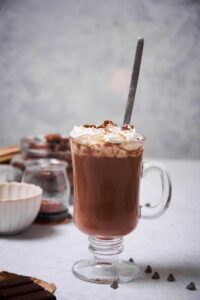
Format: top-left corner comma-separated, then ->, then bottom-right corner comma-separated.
70,121 -> 144,158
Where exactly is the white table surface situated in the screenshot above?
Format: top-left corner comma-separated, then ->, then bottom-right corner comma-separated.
1,159 -> 200,300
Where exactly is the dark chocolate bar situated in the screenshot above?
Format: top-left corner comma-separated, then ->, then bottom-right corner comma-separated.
0,276 -> 32,290
9,290 -> 56,300
0,283 -> 43,298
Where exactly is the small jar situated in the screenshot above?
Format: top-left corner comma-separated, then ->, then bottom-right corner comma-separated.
22,159 -> 70,222
11,134 -> 73,201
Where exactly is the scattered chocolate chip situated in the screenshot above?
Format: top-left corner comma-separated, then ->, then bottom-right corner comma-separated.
186,282 -> 196,291
167,273 -> 175,282
145,265 -> 152,273
110,280 -> 119,289
152,272 -> 160,280
145,203 -> 151,207
129,258 -> 134,263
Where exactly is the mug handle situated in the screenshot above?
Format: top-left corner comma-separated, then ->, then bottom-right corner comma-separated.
140,162 -> 172,219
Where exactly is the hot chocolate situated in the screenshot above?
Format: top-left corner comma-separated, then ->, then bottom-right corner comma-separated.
70,121 -> 144,237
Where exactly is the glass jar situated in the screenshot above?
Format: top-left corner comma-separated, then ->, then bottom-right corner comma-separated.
22,159 -> 70,222
11,134 -> 73,201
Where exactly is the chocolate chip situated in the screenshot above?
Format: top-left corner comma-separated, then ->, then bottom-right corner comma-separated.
145,265 -> 152,273
186,282 -> 196,291
167,273 -> 175,282
129,258 -> 134,263
145,203 -> 151,207
110,280 -> 119,289
152,272 -> 160,280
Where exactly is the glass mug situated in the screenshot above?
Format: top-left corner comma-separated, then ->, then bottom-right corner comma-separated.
70,133 -> 172,284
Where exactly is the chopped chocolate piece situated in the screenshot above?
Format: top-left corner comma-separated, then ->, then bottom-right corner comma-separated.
103,120 -> 117,127
152,272 -> 160,280
129,258 -> 134,263
110,280 -> 119,289
0,283 -> 43,298
186,282 -> 196,291
83,124 -> 97,128
145,203 -> 151,207
45,134 -> 61,144
45,134 -> 70,152
145,265 -> 152,274
167,273 -> 175,282
9,290 -> 56,299
97,120 -> 117,129
0,276 -> 32,289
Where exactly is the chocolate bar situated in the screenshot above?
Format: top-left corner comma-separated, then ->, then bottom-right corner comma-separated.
0,276 -> 32,289
0,283 -> 43,298
9,290 -> 56,299
0,275 -> 56,299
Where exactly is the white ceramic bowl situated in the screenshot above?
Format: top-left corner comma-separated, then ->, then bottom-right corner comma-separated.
0,182 -> 42,235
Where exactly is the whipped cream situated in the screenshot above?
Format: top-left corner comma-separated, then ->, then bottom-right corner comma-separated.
70,121 -> 144,147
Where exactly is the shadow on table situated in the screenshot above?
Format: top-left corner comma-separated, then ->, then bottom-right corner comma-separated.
127,261 -> 200,286
2,224 -> 59,240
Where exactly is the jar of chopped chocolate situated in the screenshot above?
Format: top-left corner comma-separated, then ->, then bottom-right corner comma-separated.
11,134 -> 73,202
22,159 -> 70,222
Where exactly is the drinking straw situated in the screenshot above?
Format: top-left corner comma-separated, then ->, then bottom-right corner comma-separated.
123,37 -> 144,124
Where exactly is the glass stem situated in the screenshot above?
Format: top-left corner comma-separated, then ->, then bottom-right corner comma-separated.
88,236 -> 124,262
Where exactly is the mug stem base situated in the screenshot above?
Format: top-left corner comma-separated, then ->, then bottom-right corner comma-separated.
72,259 -> 141,284
72,236 -> 141,284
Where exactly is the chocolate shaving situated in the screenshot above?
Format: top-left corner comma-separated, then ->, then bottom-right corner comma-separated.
121,124 -> 134,130
145,265 -> 152,274
102,120 -> 117,127
110,279 -> 119,289
167,273 -> 175,282
83,120 -> 135,132
96,120 -> 117,129
152,272 -> 160,280
83,124 -> 97,128
186,282 -> 196,291
129,258 -> 134,263
83,120 -> 117,129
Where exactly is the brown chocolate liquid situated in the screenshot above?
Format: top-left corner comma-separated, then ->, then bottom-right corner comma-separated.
73,152 -> 143,237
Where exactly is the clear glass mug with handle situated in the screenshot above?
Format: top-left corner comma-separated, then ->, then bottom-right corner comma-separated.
70,123 -> 172,284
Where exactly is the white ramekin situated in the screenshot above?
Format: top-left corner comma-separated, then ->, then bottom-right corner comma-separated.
0,182 -> 42,235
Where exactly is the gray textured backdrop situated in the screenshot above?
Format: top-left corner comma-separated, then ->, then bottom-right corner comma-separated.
0,0 -> 200,159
